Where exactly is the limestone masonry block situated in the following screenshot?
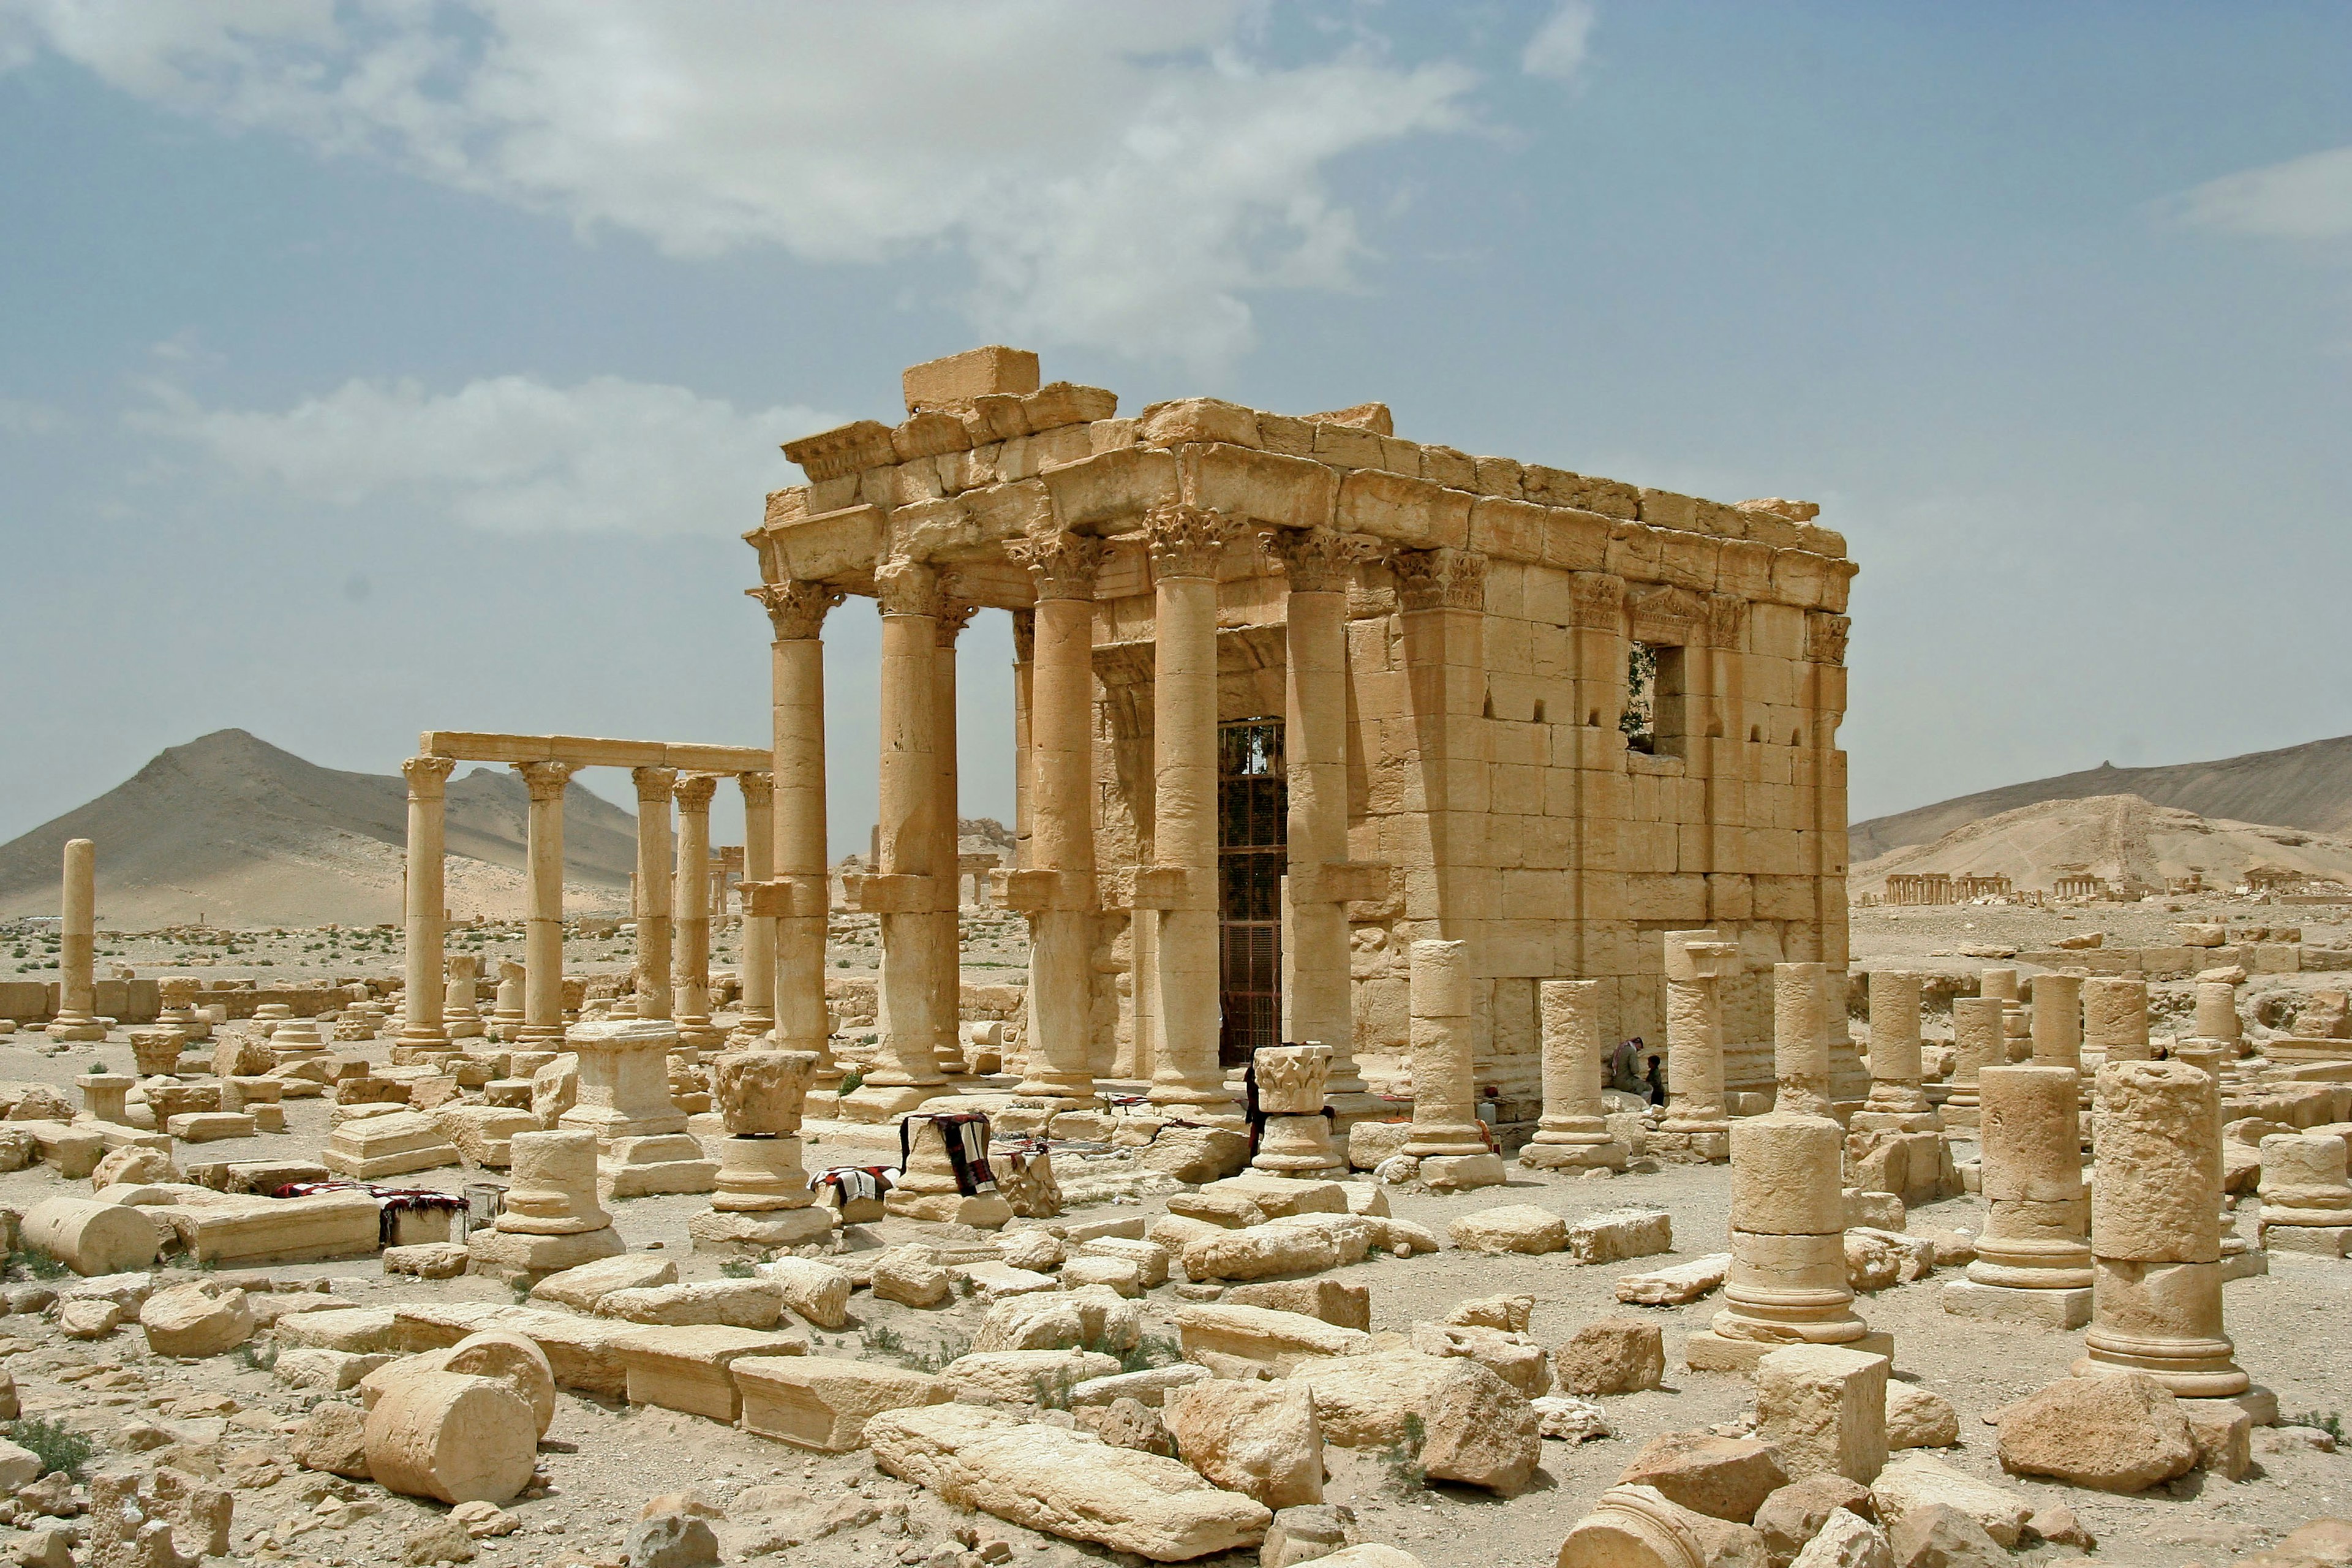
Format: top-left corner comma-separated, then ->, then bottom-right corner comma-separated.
1754,1346 -> 1890,1485
734,1354 -> 954,1451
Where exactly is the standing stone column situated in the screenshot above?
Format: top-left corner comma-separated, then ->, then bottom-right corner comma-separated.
1005,529 -> 1102,1108
2257,1133 -> 2352,1256
1145,504 -> 1245,1114
1688,1101 -> 1887,1371
689,1049 -> 832,1253
1272,526 -> 1367,1097
1656,931 -> 1736,1163
930,600 -> 974,1074
671,774 -> 721,1049
840,558 -> 952,1121
2082,978 -> 2150,1063
2193,976 -> 2244,1054
1774,962 -> 1834,1119
752,581 -> 845,1082
1981,967 -> 2019,1006
2075,1057 -> 2248,1396
2030,973 -> 2082,1068
1523,978 -> 1628,1170
443,954 -> 484,1039
630,766 -> 676,1022
513,761 -> 578,1047
1403,938 -> 1503,1188
1252,1043 -> 1343,1175
47,838 -> 104,1040
1945,1061 -> 2092,1327
467,1129 -> 624,1282
398,755 -> 458,1052
736,771 -> 776,1044
1855,970 -> 1934,1129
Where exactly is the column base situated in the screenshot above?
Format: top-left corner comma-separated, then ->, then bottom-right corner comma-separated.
1418,1153 -> 1508,1191
884,1189 -> 1013,1229
2260,1223 -> 2352,1256
2075,1349 -> 2250,1401
46,1019 -> 107,1042
835,1081 -> 956,1123
598,1134 -> 718,1199
1520,1138 -> 1629,1172
1941,1279 -> 2092,1327
396,1026 -> 453,1051
518,1025 -> 568,1047
1685,1328 -> 1893,1373
467,1224 -> 625,1285
688,1206 -> 836,1255
1939,1102 -> 1980,1130
1648,1129 -> 1730,1164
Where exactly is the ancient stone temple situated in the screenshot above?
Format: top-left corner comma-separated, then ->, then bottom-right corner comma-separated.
744,347 -> 1855,1115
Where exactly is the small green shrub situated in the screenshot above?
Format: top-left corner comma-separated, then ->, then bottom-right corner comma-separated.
5,1248 -> 69,1281
1380,1413 -> 1427,1493
232,1341 -> 278,1373
2286,1409 -> 2347,1444
837,1069 -> 865,1096
6,1418 -> 95,1480
719,1259 -> 758,1279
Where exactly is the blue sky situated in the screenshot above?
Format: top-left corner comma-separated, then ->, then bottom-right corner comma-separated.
3,1 -> 2348,856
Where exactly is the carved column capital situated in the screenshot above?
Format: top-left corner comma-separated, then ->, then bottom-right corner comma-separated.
1144,503 -> 1245,579
1393,547 -> 1488,612
935,598 -> 978,647
514,761 -> 578,802
401,755 -> 457,797
1567,570 -> 1626,628
1011,608 -> 1035,663
748,579 -> 845,641
1806,612 -> 1851,666
1005,528 -> 1104,601
1705,593 -> 1748,649
875,556 -> 941,617
737,770 -> 774,809
1267,526 -> 1372,594
631,766 -> 677,803
674,774 -> 720,812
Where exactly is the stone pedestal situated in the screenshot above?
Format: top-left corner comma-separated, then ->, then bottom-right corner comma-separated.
1940,996 -> 2002,1129
1943,1064 -> 2090,1327
560,1019 -> 716,1197
2075,1058 -> 2248,1397
1523,978 -> 1629,1170
444,955 -> 485,1040
1687,1109 -> 1887,1371
690,1049 -> 832,1253
76,1073 -> 133,1125
1853,970 -> 1936,1132
2257,1133 -> 2352,1257
2194,978 -> 2244,1054
47,838 -> 105,1041
1655,931 -> 1736,1163
1981,967 -> 2018,1005
1251,1044 -> 1343,1175
886,1113 -> 1012,1228
2030,973 -> 2082,1068
469,1129 -> 625,1282
1403,941 -> 1495,1186
488,960 -> 526,1042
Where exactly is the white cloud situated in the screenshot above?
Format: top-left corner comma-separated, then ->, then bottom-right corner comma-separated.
2,1 -> 1478,367
1522,1 -> 1595,83
138,374 -> 835,537
2173,145 -> 2352,241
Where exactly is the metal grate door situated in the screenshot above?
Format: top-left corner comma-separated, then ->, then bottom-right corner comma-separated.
1217,718 -> 1286,1066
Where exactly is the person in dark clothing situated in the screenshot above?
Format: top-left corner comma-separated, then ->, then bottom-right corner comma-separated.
1608,1036 -> 1646,1096
1645,1054 -> 1667,1106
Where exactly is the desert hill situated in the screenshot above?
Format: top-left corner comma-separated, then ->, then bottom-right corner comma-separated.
1849,792 -> 2352,900
1849,733 -> 2352,861
0,729 -> 638,927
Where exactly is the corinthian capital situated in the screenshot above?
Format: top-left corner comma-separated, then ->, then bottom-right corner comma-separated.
1143,503 -> 1245,579
1567,571 -> 1626,628
748,580 -> 846,641
1005,528 -> 1103,601
631,765 -> 678,803
401,755 -> 457,797
737,770 -> 774,809
514,761 -> 578,802
875,556 -> 941,617
1267,526 -> 1373,594
674,774 -> 720,812
1392,547 -> 1488,612
935,598 -> 977,647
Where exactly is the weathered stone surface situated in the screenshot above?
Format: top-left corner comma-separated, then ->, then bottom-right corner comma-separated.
1444,1292 -> 1533,1333
1616,1252 -> 1732,1306
1556,1317 -> 1667,1396
1260,1503 -> 1357,1568
1886,1504 -> 2004,1568
973,1284 -> 1142,1353
1074,1395 -> 1176,1455
18,1195 -> 158,1276
1845,1229 -> 1936,1291
1533,1394 -> 1612,1442
1199,1175 -> 1349,1218
140,1279 -> 257,1357
1161,1379 -> 1324,1508
528,1253 -> 678,1313
1557,1483 -> 1772,1568
734,1355 -> 953,1451
1136,1126 -> 1251,1184
1417,1357 -> 1542,1495
1756,1477 -> 1876,1568
279,1305 -> 401,1352
595,1278 -> 784,1330
1884,1385 -> 1958,1451
1868,1457 -> 2029,1548
1070,1363 -> 1215,1409
866,1401 -> 1272,1560
276,1347 -> 400,1392
1790,1506 -> 1891,1568
624,1512 -> 720,1568
1567,1208 -> 1675,1264
756,1256 -> 854,1330
1184,1226 -> 1340,1282
2182,1398 -> 2253,1481
392,1302 -> 636,1398
1228,1277 -> 1372,1330
1994,1373 -> 2197,1493
1620,1433 -> 1790,1523
1174,1303 -> 1372,1374
1290,1351 -> 1466,1449
364,1370 -> 538,1506
940,1349 -> 1121,1407
1063,1255 -> 1145,1296
1756,1346 -> 1889,1485
1447,1204 -> 1567,1255
290,1400 -> 374,1479
871,1246 -> 953,1308
1408,1321 -> 1551,1398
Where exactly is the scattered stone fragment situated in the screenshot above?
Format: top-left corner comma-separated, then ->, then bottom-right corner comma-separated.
1994,1372 -> 2198,1493
1756,1476 -> 1876,1568
403,1516 -> 478,1566
1447,1205 -> 1566,1255
1886,1504 -> 2004,1568
1162,1379 -> 1324,1507
872,1246 -> 954,1308
1616,1253 -> 1732,1306
1620,1433 -> 1790,1523
1869,1456 -> 2029,1548
1884,1385 -> 1958,1451
1072,1395 -> 1175,1455
1444,1292 -> 1533,1333
1566,1207 -> 1675,1263
140,1279 -> 257,1357
1532,1394 -> 1613,1442
363,1370 -> 539,1506
625,1512 -> 722,1568
758,1255 -> 854,1329
529,1252 -> 679,1312
1556,1316 -> 1667,1396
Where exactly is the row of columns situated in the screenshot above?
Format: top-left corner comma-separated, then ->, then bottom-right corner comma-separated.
399,755 -> 771,1053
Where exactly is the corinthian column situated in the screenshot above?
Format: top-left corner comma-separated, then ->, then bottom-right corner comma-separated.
398,755 -> 458,1051
752,580 -> 845,1081
630,766 -> 676,1022
1144,503 -> 1245,1115
671,774 -> 721,1047
931,598 -> 974,1074
736,771 -> 776,1043
513,760 -> 578,1046
840,557 -> 952,1121
1005,528 -> 1104,1107
1271,526 -> 1366,1095
47,839 -> 104,1041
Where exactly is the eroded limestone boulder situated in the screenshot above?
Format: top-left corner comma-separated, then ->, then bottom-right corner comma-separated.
1161,1379 -> 1324,1509
1993,1373 -> 2198,1494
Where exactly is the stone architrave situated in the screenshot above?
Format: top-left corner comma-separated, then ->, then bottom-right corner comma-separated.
630,766 -> 677,1023
444,954 -> 485,1040
1687,1104 -> 1888,1371
1940,997 -> 2002,1129
560,1019 -> 717,1198
886,1113 -> 1013,1229
2082,978 -> 2149,1064
1523,978 -> 1629,1170
752,579 -> 846,1085
1145,505 -> 1248,1118
671,774 -> 722,1049
47,839 -> 105,1040
2258,1134 -> 2352,1257
399,755 -> 458,1051
1943,1063 -> 2092,1327
1654,931 -> 1736,1163
2075,1057 -> 2249,1397
513,761 -> 578,1047
1853,970 -> 1936,1131
1004,529 -> 1103,1110
1402,940 -> 1502,1188
690,1050 -> 832,1253
467,1129 -> 625,1283
1773,962 -> 1834,1120
1251,1044 -> 1344,1175
840,557 -> 955,1122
